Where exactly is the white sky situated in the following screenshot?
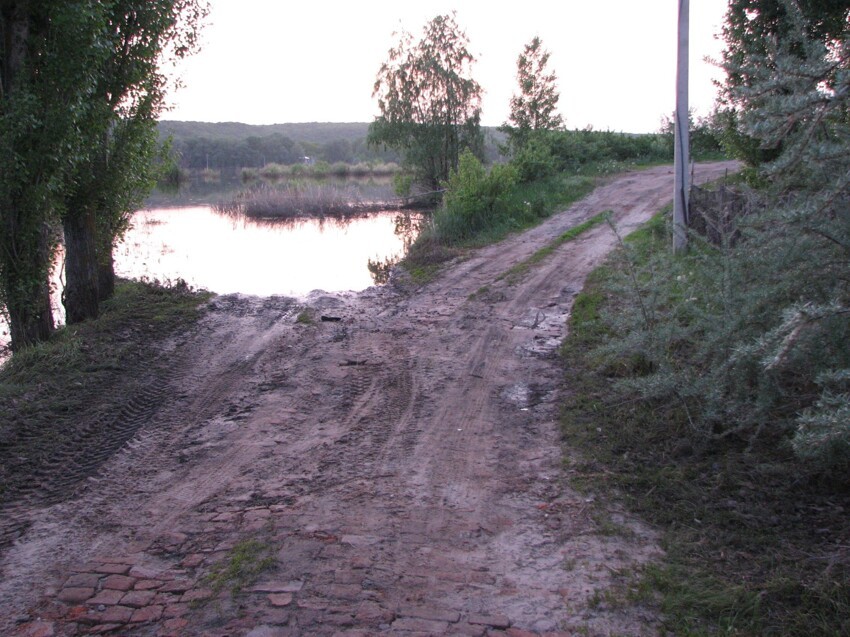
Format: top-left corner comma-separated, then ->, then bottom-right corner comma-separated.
165,0 -> 730,134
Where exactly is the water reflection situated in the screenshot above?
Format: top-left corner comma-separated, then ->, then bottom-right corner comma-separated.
117,205 -> 422,297
0,174 -> 425,354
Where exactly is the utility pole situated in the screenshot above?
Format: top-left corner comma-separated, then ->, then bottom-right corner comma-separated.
673,0 -> 690,253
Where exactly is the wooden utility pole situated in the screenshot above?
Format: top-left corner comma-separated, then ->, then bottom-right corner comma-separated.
673,0 -> 690,253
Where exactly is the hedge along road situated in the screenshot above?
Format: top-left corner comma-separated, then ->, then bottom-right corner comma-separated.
2,162 -> 737,637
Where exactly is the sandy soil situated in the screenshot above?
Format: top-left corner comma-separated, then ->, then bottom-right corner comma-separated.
1,162 -> 737,637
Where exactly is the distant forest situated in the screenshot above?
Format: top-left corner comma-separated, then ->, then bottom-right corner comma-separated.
158,120 -> 506,170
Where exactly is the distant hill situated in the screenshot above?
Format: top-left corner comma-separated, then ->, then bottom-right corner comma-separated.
156,120 -> 505,170
157,121 -> 372,145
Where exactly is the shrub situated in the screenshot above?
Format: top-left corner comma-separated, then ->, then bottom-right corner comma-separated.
433,151 -> 518,243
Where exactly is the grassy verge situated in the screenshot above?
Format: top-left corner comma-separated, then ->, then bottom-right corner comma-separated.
496,210 -> 611,285
0,279 -> 210,504
399,171 -> 597,283
560,213 -> 850,635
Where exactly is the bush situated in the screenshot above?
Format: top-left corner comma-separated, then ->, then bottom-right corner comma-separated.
433,151 -> 518,243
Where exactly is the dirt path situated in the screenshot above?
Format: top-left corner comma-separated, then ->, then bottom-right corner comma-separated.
2,162 -> 737,637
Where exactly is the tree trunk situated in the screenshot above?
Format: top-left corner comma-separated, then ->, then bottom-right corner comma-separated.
63,207 -> 100,324
6,222 -> 55,351
97,247 -> 116,302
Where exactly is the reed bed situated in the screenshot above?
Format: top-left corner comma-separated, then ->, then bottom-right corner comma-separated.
214,181 -> 420,220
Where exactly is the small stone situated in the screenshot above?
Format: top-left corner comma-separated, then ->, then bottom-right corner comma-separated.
268,593 -> 292,607
135,579 -> 165,591
57,588 -> 94,604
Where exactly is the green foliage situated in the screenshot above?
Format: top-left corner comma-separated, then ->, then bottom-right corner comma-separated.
502,36 -> 563,154
432,151 -> 518,243
369,13 -> 483,191
561,215 -> 850,636
202,539 -> 276,597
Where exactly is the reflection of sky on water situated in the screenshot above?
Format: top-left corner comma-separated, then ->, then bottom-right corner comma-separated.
117,206 -> 413,296
0,205 -> 420,354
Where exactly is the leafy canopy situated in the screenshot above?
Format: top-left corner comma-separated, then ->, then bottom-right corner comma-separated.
369,13 -> 483,192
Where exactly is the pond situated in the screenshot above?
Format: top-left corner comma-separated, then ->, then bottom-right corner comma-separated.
0,174 -> 425,354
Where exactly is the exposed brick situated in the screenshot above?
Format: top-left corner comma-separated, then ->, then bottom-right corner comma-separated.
88,589 -> 125,606
158,579 -> 192,594
468,613 -> 511,629
399,605 -> 461,623
450,623 -> 487,636
251,580 -> 304,593
94,563 -> 131,575
163,602 -> 190,618
102,575 -> 136,591
63,573 -> 101,588
57,588 -> 94,604
354,600 -> 393,623
391,617 -> 449,633
88,624 -> 124,635
316,583 -> 361,601
158,617 -> 189,636
130,605 -> 163,623
179,553 -> 205,568
268,593 -> 293,607
14,621 -> 55,637
128,565 -> 162,579
120,590 -> 156,608
100,605 -> 134,623
179,588 -> 214,603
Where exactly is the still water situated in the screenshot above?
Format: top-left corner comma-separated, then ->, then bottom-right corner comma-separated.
118,206 -> 415,296
0,177 -> 422,352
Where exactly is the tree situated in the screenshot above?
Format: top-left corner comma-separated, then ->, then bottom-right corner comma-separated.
502,36 -> 563,152
369,13 -> 483,192
0,1 -> 109,350
62,0 -> 206,323
718,0 -> 848,167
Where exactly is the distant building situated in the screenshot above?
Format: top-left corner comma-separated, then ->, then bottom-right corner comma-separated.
302,156 -> 315,166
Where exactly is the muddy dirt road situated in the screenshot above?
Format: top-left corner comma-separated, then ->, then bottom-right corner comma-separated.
2,163 -> 736,637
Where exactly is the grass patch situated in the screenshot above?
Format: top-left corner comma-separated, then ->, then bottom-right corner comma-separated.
202,538 -> 276,598
560,211 -> 850,636
498,211 -> 611,284
0,279 -> 210,507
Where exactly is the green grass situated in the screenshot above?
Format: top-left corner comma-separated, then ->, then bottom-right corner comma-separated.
202,538 -> 276,598
497,211 -> 611,284
560,211 -> 850,636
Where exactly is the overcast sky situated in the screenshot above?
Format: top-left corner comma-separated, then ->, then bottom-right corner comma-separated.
164,0 -> 730,134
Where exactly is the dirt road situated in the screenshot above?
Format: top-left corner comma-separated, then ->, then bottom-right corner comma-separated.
2,162 -> 737,637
